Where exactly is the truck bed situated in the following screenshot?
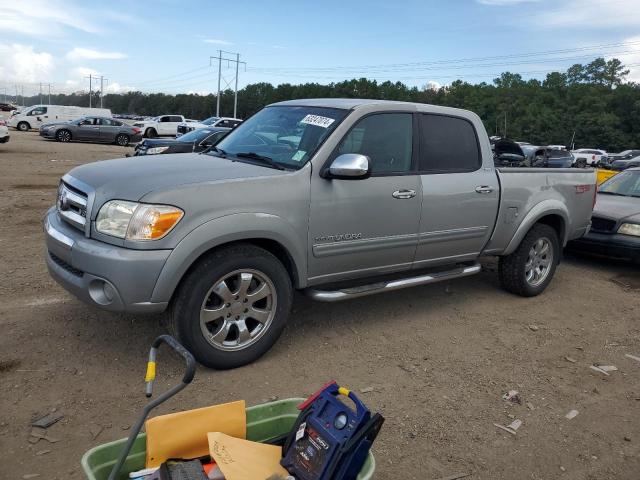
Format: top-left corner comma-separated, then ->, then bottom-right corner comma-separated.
484,167 -> 596,255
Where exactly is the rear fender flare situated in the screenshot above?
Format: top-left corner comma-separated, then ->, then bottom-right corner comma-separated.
150,213 -> 307,303
502,200 -> 569,255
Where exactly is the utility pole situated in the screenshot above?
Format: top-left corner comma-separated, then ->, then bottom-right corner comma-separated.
216,51 -> 222,117
21,85 -> 24,107
1,87 -> 6,103
504,111 -> 507,138
15,84 -> 18,106
85,74 -> 93,108
48,83 -> 51,104
234,52 -> 240,119
99,76 -> 108,108
39,82 -> 43,104
210,51 -> 246,118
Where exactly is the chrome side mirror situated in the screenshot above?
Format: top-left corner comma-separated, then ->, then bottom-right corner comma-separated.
326,154 -> 371,179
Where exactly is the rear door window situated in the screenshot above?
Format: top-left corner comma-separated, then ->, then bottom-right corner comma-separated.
418,114 -> 480,173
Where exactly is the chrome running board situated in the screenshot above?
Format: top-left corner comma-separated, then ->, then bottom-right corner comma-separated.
305,263 -> 482,302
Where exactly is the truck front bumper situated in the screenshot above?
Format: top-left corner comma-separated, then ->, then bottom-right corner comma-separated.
44,207 -> 171,313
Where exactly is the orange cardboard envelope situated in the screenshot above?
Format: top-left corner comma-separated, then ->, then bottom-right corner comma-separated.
145,400 -> 246,468
208,432 -> 289,480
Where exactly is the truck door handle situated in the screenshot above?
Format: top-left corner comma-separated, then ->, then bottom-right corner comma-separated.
475,186 -> 494,194
392,189 -> 416,199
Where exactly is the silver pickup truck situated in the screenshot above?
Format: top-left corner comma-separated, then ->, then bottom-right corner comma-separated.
45,99 -> 596,368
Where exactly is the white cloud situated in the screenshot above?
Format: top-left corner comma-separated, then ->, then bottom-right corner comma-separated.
609,36 -> 640,83
69,66 -> 100,79
66,48 -> 127,61
0,43 -> 54,83
477,0 -> 538,5
203,39 -> 233,45
0,0 -> 101,35
537,0 -> 640,28
424,80 -> 442,91
104,82 -> 136,93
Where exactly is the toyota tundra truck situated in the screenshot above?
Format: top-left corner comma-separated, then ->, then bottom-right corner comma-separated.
45,99 -> 596,369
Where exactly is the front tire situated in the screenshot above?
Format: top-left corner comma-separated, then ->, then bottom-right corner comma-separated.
499,223 -> 559,297
115,133 -> 129,146
17,122 -> 30,132
56,129 -> 72,143
145,128 -> 157,138
170,244 -> 293,369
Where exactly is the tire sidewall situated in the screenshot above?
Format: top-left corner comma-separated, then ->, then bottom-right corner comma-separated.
116,134 -> 129,146
145,128 -> 157,138
174,247 -> 292,369
517,225 -> 559,296
18,122 -> 30,132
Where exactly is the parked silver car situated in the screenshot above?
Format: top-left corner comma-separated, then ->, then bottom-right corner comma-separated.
39,116 -> 143,146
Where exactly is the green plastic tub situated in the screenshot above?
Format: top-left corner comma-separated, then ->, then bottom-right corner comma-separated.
81,398 -> 376,480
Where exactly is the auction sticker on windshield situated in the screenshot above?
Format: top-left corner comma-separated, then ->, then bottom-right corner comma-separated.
301,114 -> 335,128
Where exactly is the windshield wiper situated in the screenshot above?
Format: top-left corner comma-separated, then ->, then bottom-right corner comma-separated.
235,152 -> 285,170
205,146 -> 227,157
598,191 -> 626,196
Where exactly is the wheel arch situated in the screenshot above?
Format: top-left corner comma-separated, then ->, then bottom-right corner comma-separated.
151,214 -> 306,305
502,201 -> 569,256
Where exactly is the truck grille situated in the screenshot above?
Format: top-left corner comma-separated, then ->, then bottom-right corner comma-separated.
590,216 -> 617,233
57,181 -> 88,231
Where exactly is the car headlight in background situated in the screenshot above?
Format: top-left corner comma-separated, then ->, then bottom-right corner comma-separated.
146,146 -> 170,155
617,223 -> 640,237
95,200 -> 183,240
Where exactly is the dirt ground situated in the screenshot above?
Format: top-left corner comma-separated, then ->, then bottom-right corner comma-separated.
1,128 -> 639,480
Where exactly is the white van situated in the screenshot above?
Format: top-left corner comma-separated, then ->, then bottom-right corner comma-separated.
8,105 -> 112,131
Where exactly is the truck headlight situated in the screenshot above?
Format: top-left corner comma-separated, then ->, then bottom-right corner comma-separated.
95,200 -> 183,240
146,146 -> 169,155
617,223 -> 640,237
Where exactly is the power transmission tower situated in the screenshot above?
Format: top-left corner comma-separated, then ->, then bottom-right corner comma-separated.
48,83 -> 51,104
210,51 -> 246,118
39,82 -> 43,104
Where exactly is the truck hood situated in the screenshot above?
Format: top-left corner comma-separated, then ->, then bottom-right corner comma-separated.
594,194 -> 640,223
65,152 -> 287,206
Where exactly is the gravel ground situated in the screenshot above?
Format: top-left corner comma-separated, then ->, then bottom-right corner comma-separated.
1,129 -> 639,480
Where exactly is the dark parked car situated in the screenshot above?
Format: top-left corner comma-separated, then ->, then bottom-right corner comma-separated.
0,102 -> 16,112
39,116 -> 143,146
492,138 -> 531,167
570,167 -> 640,261
608,150 -> 640,171
532,148 -> 575,168
134,127 -> 230,156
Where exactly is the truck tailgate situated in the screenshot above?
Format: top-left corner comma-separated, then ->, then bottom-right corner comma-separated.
484,168 -> 596,255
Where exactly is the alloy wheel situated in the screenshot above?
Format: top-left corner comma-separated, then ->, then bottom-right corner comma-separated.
199,269 -> 276,351
525,237 -> 553,286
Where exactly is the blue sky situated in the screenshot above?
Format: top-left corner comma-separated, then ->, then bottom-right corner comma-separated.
1,0 -> 639,97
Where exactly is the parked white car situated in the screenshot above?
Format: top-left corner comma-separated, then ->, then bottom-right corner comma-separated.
8,105 -> 112,131
0,120 -> 9,143
133,115 -> 187,138
176,116 -> 242,136
571,148 -> 608,167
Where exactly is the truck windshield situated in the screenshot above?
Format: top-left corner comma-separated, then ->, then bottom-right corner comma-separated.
599,170 -> 640,197
212,106 -> 349,170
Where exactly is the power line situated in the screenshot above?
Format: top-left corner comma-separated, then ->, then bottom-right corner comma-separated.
248,39 -> 640,73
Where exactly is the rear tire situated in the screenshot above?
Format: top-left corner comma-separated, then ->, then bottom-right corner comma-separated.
499,223 -> 559,297
56,129 -> 72,143
115,133 -> 129,146
17,122 -> 30,132
145,128 -> 157,138
169,244 -> 293,369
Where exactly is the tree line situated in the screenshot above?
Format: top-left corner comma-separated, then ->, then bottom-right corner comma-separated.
18,57 -> 640,151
